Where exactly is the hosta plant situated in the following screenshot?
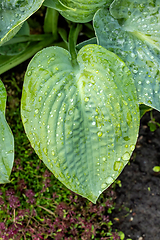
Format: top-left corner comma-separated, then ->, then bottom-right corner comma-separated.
0,0 -> 160,203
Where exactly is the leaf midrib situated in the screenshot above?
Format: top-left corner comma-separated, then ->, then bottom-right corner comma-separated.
132,31 -> 160,51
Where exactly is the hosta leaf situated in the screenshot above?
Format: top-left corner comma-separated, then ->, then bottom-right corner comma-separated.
0,80 -> 14,184
76,37 -> 97,50
110,0 -> 160,20
93,4 -> 160,111
21,44 -> 139,203
43,0 -> 69,11
0,0 -> 44,46
44,0 -> 113,23
0,21 -> 30,56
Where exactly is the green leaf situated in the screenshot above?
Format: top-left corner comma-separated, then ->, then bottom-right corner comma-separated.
0,80 -> 14,184
153,166 -> 160,172
110,0 -> 160,20
93,4 -> 160,111
139,104 -> 152,118
43,8 -> 59,41
0,0 -> 45,46
0,21 -> 30,56
76,37 -> 97,51
44,0 -> 113,23
0,36 -> 55,75
21,44 -> 140,203
43,0 -> 69,10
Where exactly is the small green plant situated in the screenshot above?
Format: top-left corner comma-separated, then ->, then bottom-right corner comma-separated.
148,111 -> 160,132
153,166 -> 160,173
0,0 -> 160,203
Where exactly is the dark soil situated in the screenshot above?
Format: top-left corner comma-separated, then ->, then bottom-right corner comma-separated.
112,110 -> 160,240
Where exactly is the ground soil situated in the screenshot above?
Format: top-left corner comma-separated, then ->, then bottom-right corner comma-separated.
112,110 -> 160,240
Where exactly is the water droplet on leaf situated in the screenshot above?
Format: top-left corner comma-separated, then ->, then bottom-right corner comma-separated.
35,109 -> 39,114
39,96 -> 42,102
27,70 -> 32,76
106,177 -> 113,184
97,131 -> 103,137
101,183 -> 107,189
122,152 -> 130,161
114,161 -> 124,171
84,97 -> 89,102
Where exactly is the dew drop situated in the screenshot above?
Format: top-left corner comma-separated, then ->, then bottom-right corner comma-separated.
43,148 -> 47,155
68,109 -> 73,115
84,97 -> 89,102
27,70 -> 32,76
106,177 -> 113,184
23,117 -> 28,124
130,144 -> 135,151
8,150 -> 13,154
97,131 -> 103,137
122,152 -> 130,161
48,57 -> 55,63
39,96 -> 42,102
50,57 -> 55,61
126,112 -> 132,125
52,150 -> 55,156
122,100 -> 128,106
123,136 -> 130,141
35,109 -> 39,114
101,183 -> 107,189
114,161 -> 124,171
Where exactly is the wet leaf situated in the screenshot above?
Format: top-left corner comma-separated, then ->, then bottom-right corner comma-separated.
21,44 -> 139,203
0,21 -> 30,56
0,0 -> 44,46
43,0 -> 113,23
76,37 -> 97,51
94,2 -> 160,111
43,0 -> 69,11
0,80 -> 14,184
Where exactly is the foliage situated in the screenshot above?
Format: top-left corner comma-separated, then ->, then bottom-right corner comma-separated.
0,73 -> 122,239
0,0 -> 160,203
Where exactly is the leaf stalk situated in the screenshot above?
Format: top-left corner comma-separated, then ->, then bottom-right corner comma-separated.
69,23 -> 82,68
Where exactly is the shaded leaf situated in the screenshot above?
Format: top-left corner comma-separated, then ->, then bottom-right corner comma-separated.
0,0 -> 44,46
93,4 -> 160,111
44,0 -> 113,23
0,80 -> 14,184
21,44 -> 139,203
43,0 -> 69,10
0,21 -> 30,56
139,104 -> 152,118
0,36 -> 54,75
76,37 -> 97,50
